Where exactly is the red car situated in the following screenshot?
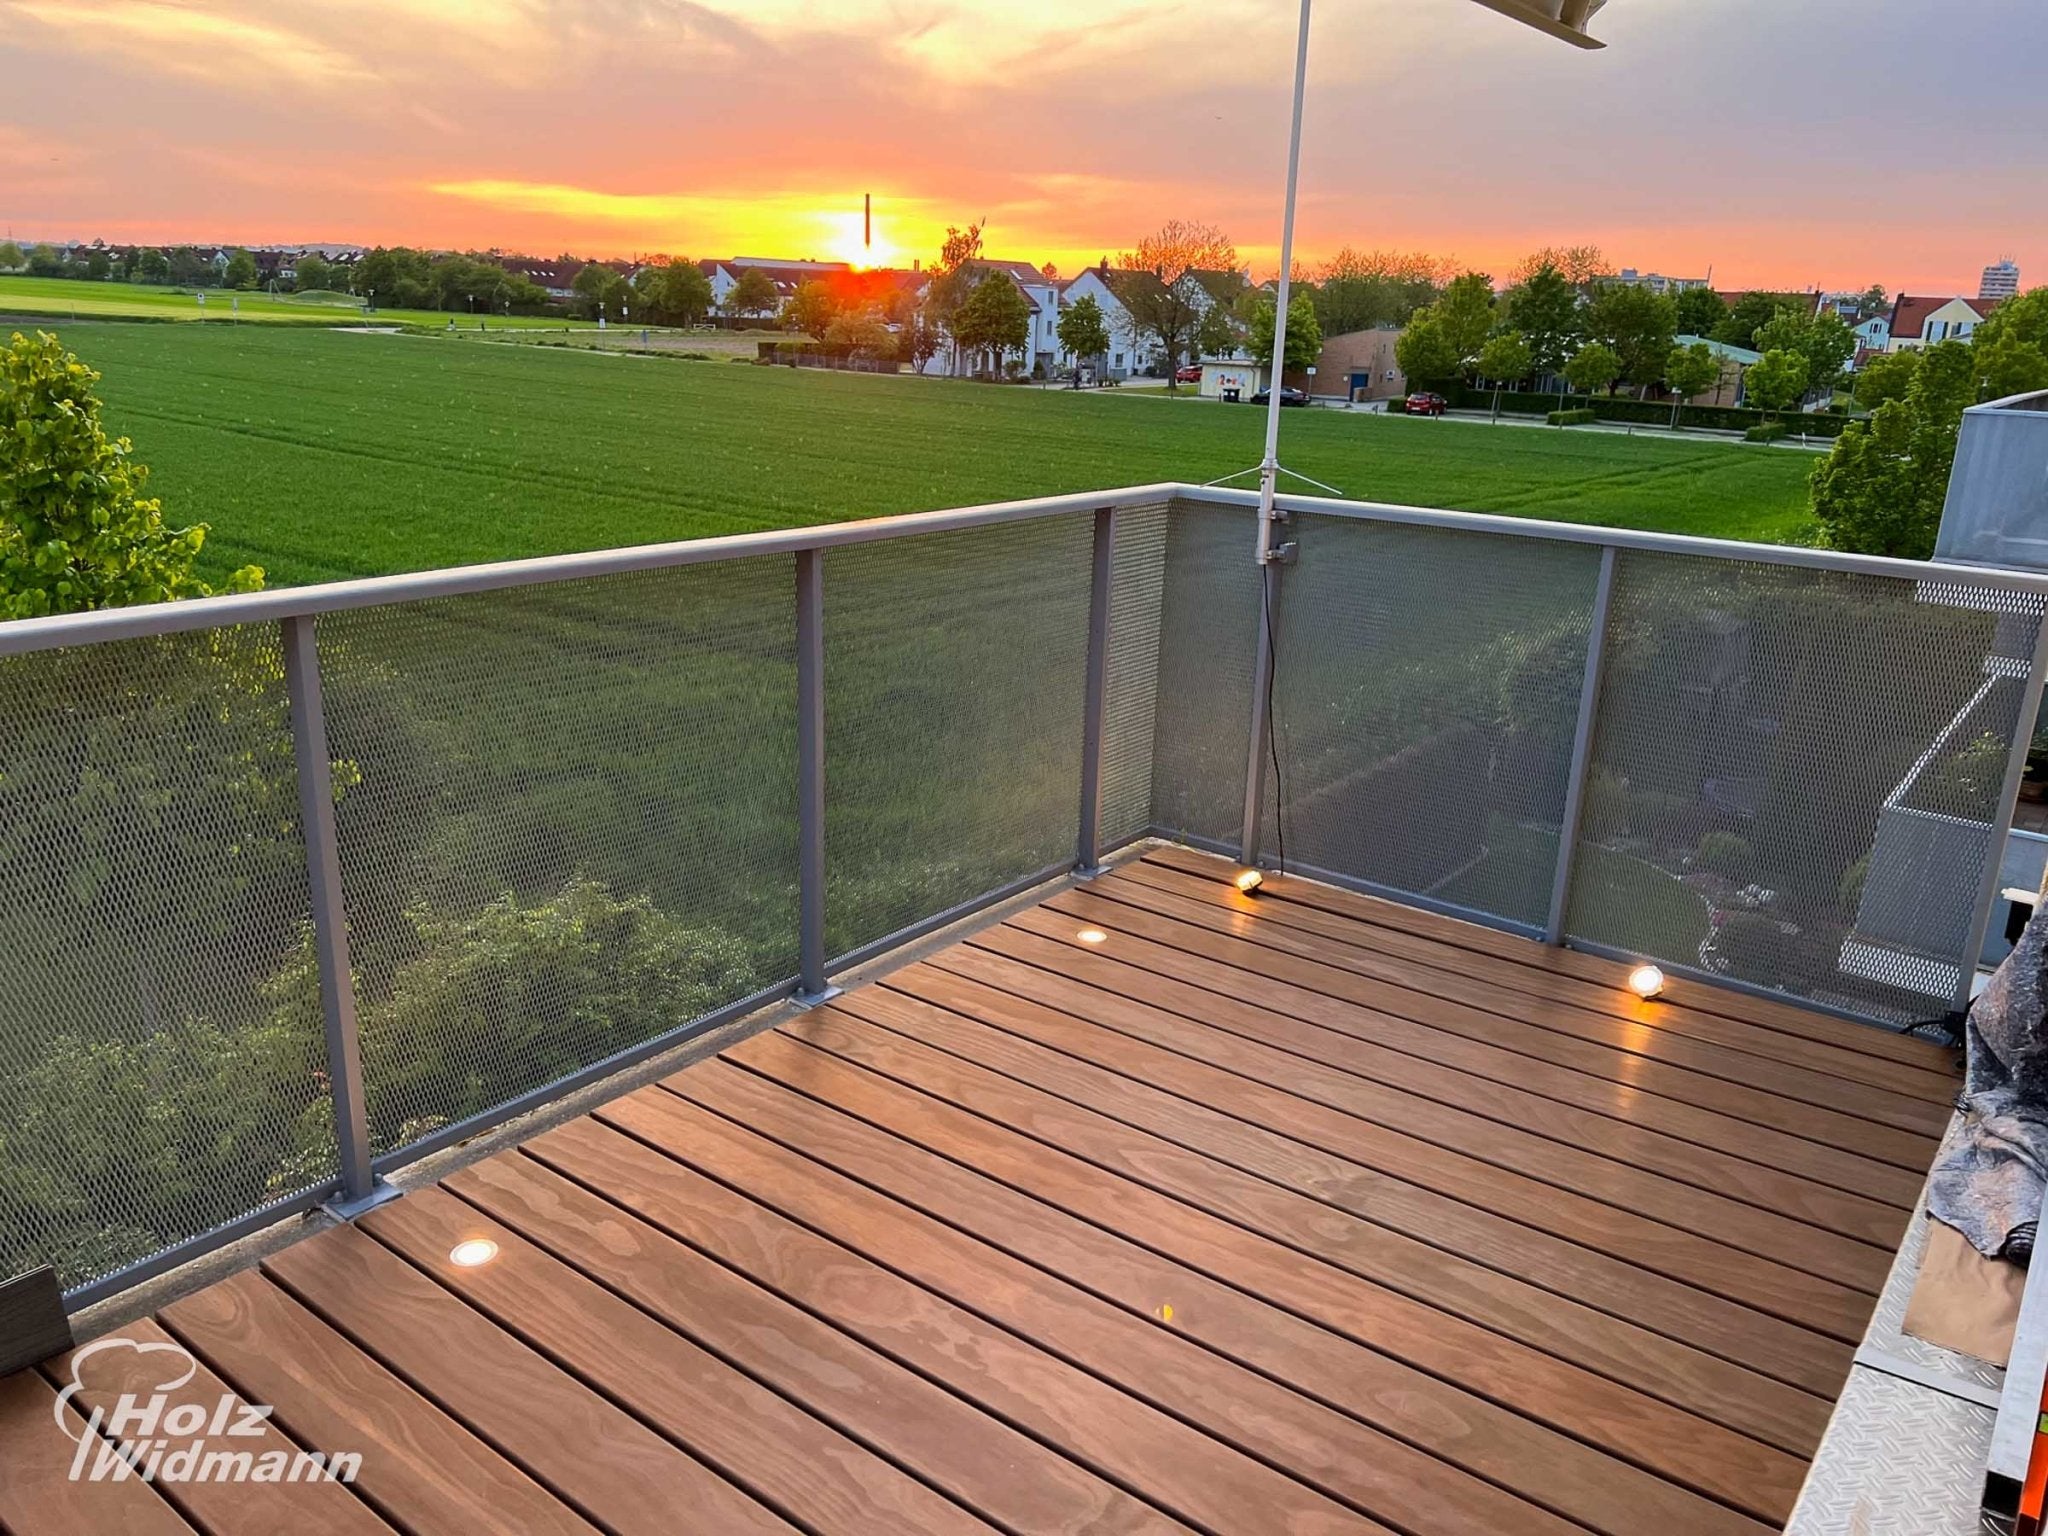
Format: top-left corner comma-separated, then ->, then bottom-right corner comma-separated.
1404,391 -> 1449,416
1175,363 -> 1204,384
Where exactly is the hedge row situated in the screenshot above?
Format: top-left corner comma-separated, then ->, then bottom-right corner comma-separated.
1547,408 -> 1598,426
1442,382 -> 1851,437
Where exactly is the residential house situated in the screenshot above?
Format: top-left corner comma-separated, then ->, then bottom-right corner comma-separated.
702,258 -> 852,313
1297,326 -> 1407,402
1887,294 -> 1998,351
1054,263 -> 1246,381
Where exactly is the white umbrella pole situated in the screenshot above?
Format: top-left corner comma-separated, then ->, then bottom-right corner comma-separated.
1241,0 -> 1314,864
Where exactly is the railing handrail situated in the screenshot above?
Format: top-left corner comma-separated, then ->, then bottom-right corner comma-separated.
12,477 -> 2048,659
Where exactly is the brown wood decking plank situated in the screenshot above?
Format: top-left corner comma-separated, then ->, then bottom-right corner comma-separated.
47,1317 -> 393,1536
525,1113 -> 1395,1536
907,948 -> 1869,1373
627,1077 -> 1771,1536
261,1223 -> 796,1536
985,918 -> 1893,1299
791,995 -> 1834,1458
1143,844 -> 1960,1073
1038,890 -> 1951,1141
1118,859 -> 1961,1103
1007,902 -> 1937,1170
0,1369 -> 196,1536
727,1018 -> 1829,1495
445,1153 -> 1191,1536
360,1185 -> 994,1536
159,1270 -> 594,1536
1068,882 -> 1915,1237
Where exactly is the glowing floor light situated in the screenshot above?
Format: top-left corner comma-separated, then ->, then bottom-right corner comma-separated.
449,1238 -> 499,1268
1626,964 -> 1666,1000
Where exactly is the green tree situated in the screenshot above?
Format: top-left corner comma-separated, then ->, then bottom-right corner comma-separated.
1810,340 -> 1976,558
1674,286 -> 1727,337
952,271 -> 1032,376
920,220 -> 987,353
1744,348 -> 1811,417
783,279 -> 838,339
1663,341 -> 1722,427
1310,247 -> 1444,333
222,249 -> 259,290
1056,293 -> 1112,378
1431,272 -> 1498,370
1853,349 -> 1919,410
134,248 -> 169,284
292,253 -> 333,292
1712,291 -> 1805,348
1562,341 -> 1622,399
1194,297 -> 1242,363
1248,290 -> 1323,374
650,259 -> 714,327
1971,288 -> 2048,400
1756,309 -> 1854,397
0,332 -> 263,619
0,241 -> 21,271
1476,331 -> 1534,419
722,268 -> 778,320
1394,313 -> 1460,386
26,244 -> 62,278
83,250 -> 111,281
1501,262 -> 1582,375
1584,282 -> 1678,391
823,304 -> 894,360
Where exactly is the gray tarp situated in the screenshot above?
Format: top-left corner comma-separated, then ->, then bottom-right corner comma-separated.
1929,911 -> 2048,1261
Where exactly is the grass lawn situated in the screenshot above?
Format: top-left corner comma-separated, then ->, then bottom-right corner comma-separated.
0,274 -> 589,331
34,322 -> 1820,588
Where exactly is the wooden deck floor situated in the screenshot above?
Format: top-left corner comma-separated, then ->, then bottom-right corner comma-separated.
0,846 -> 1961,1535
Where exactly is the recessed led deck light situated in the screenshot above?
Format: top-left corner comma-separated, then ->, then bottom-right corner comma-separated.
1235,869 -> 1265,895
449,1238 -> 499,1268
1626,964 -> 1666,1000
1076,928 -> 1108,945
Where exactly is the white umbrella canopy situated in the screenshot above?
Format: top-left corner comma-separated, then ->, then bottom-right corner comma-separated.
1467,0 -> 1609,48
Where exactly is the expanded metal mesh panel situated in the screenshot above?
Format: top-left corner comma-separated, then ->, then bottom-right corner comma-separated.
1567,554 -> 2046,1022
1262,517 -> 1602,928
318,559 -> 799,1159
1101,503 -> 1169,848
1149,499 -> 1261,845
824,515 -> 1092,956
0,629 -> 330,1289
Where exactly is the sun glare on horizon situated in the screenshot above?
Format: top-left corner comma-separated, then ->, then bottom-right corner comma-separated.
817,208 -> 903,270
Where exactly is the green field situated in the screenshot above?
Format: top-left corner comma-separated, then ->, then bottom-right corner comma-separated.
0,274 -> 589,331
30,323 -> 1821,589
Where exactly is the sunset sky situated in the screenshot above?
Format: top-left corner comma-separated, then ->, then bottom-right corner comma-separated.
0,0 -> 2039,294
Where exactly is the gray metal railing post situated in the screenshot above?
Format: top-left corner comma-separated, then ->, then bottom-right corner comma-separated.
281,615 -> 392,1217
1546,545 -> 1620,945
1953,618 -> 2048,1012
1239,562 -> 1278,866
795,548 -> 837,1004
1077,507 -> 1117,874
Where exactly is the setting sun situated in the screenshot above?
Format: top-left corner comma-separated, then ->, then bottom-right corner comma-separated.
817,207 -> 902,271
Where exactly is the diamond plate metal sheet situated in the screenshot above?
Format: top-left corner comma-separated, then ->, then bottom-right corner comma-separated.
1258,514 -> 1602,927
1786,1365 -> 1993,1536
1567,553 -> 2046,1024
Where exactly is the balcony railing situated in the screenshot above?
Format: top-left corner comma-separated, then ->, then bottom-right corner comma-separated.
3,482 -> 2044,1308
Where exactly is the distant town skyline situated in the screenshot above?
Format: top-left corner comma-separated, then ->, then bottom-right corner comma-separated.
1,0 -> 2040,295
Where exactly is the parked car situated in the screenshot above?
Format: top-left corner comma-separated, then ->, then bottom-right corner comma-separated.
1174,363 -> 1204,384
1250,386 -> 1309,408
1404,391 -> 1449,416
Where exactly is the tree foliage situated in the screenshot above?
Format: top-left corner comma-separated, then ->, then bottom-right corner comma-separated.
1854,349 -> 1920,410
1584,282 -> 1678,390
1,332 -> 262,620
952,272 -> 1033,375
1810,340 -> 1976,558
1056,293 -> 1112,366
1663,342 -> 1721,404
783,280 -> 838,339
1309,247 -> 1446,334
823,304 -> 894,358
645,259 -> 715,327
1711,291 -> 1807,349
1744,348 -> 1811,416
1755,309 -> 1854,394
1509,245 -> 1610,289
1394,314 -> 1459,386
1674,286 -> 1728,337
1971,288 -> 2048,401
1248,291 -> 1323,374
1111,220 -> 1239,387
1562,341 -> 1622,397
1477,331 -> 1534,388
0,241 -> 21,271
722,268 -> 778,319
1500,263 -> 1582,375
222,249 -> 259,290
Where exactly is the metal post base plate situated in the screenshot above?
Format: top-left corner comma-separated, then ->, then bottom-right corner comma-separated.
792,985 -> 844,1010
321,1179 -> 403,1223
